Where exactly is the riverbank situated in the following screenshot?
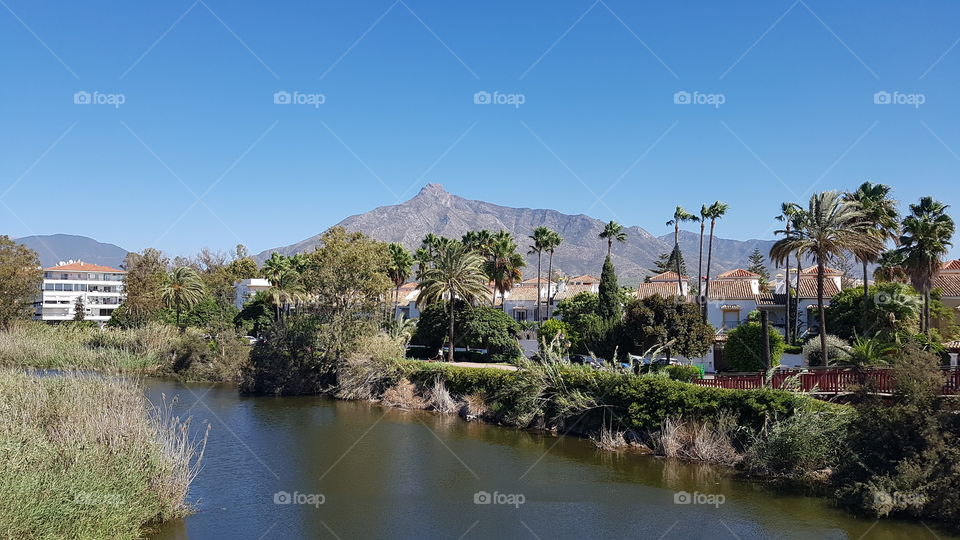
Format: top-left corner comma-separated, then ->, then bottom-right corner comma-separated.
0,369 -> 208,539
0,322 -> 246,382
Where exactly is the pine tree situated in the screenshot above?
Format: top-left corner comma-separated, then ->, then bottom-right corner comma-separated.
648,247 -> 688,278
747,248 -> 771,292
597,256 -> 621,320
73,296 -> 86,322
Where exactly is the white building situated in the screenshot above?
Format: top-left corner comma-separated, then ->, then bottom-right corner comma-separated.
35,261 -> 125,323
234,278 -> 272,309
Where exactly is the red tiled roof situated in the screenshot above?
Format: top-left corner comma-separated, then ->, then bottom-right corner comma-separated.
716,268 -> 760,279
648,271 -> 689,282
568,274 -> 599,283
800,265 -> 841,276
636,282 -> 684,299
795,277 -> 840,298
941,260 -> 960,272
552,284 -> 597,301
706,280 -> 756,300
933,274 -> 960,297
44,261 -> 124,273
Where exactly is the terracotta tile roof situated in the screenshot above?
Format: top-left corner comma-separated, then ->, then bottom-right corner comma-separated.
706,280 -> 756,300
518,277 -> 557,287
552,284 -> 596,301
933,274 -> 960,297
716,268 -> 760,279
648,271 -> 689,282
504,287 -> 543,302
636,282 -> 684,299
944,340 -> 960,352
795,277 -> 840,298
801,265 -> 841,276
755,293 -> 787,306
568,274 -> 599,283
941,260 -> 960,272
44,261 -> 124,273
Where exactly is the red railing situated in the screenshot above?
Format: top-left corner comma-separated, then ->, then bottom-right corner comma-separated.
694,367 -> 959,396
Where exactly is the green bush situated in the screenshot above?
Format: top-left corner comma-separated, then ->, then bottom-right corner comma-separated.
802,335 -> 850,367
664,364 -> 704,382
743,410 -> 852,477
784,344 -> 803,355
724,321 -> 785,372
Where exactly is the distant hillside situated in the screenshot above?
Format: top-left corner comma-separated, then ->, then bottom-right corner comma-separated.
257,184 -> 781,284
15,234 -> 128,269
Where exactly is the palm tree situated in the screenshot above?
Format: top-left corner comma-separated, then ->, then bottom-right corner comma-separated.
898,197 -> 955,336
702,201 -> 730,321
874,249 -> 908,283
161,266 -> 206,329
697,205 -> 708,306
462,229 -> 494,256
529,226 -> 551,322
263,268 -> 304,322
262,252 -> 290,284
775,202 -> 803,343
666,206 -> 698,295
485,233 -> 525,306
544,229 -> 563,319
387,243 -> 413,314
843,182 -> 900,308
417,242 -> 490,362
770,191 -> 882,364
598,220 -> 627,258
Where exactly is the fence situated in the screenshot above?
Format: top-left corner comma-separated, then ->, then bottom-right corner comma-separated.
692,367 -> 960,396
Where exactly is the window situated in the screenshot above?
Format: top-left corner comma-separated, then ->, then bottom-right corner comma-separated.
515,310 -> 527,322
722,309 -> 740,330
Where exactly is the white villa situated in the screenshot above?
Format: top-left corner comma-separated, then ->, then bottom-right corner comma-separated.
234,278 -> 272,309
34,261 -> 125,323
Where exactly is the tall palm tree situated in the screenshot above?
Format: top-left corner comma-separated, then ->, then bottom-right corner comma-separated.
160,266 -> 206,329
843,182 -> 900,308
485,233 -> 525,306
775,202 -> 803,344
702,201 -> 730,321
387,243 -> 414,314
529,226 -> 551,322
462,229 -> 494,256
544,229 -> 563,319
263,268 -> 304,322
599,220 -> 627,258
898,197 -> 955,336
262,252 -> 290,284
697,205 -> 708,306
418,242 -> 490,362
666,206 -> 698,295
770,191 -> 882,364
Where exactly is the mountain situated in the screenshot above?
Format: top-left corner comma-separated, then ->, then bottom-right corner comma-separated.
14,234 -> 128,269
256,184 -> 779,284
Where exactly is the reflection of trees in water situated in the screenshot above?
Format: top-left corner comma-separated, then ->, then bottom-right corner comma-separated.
661,458 -> 728,491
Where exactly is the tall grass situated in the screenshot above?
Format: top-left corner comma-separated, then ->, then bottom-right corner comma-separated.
0,369 -> 208,539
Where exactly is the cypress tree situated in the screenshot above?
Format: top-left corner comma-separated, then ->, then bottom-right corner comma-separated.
597,255 -> 621,320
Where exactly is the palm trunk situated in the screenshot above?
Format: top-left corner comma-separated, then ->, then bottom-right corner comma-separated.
795,255 -> 802,340
607,238 -> 612,258
817,261 -> 828,366
697,221 -> 705,309
674,223 -> 683,297
448,299 -> 455,362
785,246 -> 791,345
924,289 -> 931,337
704,220 -> 716,322
535,253 -> 542,323
546,250 -> 555,319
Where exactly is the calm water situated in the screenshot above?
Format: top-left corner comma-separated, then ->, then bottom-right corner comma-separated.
142,378 -> 950,540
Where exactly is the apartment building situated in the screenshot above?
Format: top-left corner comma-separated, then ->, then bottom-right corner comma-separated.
35,261 -> 125,323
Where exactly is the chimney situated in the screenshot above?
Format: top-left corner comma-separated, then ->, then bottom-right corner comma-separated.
774,272 -> 785,294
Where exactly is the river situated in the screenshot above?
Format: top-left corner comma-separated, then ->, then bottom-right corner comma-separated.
143,377 -> 950,540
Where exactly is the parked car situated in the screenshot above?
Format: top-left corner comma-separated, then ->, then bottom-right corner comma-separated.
569,354 -> 604,369
242,335 -> 258,345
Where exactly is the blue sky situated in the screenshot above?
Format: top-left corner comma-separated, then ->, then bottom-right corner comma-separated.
1,1 -> 959,258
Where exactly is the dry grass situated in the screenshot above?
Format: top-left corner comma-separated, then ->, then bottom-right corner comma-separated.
650,413 -> 742,466
380,378 -> 427,409
0,369 -> 208,539
427,377 -> 461,414
460,393 -> 488,419
591,424 -> 630,451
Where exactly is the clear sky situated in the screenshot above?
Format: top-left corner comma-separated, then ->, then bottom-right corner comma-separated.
2,1 -> 959,258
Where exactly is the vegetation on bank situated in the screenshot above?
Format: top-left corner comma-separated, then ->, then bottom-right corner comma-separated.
0,322 -> 247,381
0,370 -> 207,539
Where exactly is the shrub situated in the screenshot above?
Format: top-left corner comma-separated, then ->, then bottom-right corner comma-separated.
664,364 -> 703,382
784,344 -> 803,355
742,410 -> 851,477
538,319 -> 569,345
803,335 -> 850,367
724,321 -> 785,372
